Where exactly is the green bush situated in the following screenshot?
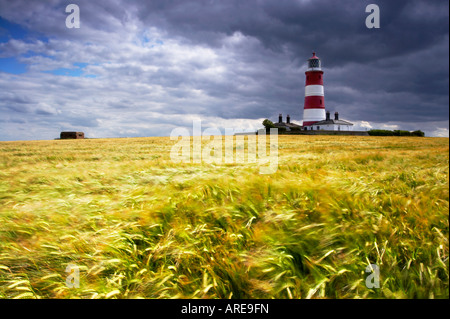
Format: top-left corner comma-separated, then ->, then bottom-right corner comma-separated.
411,130 -> 425,137
393,130 -> 412,136
368,130 -> 394,136
368,129 -> 425,137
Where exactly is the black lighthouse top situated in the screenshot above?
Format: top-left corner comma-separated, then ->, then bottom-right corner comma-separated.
307,52 -> 322,71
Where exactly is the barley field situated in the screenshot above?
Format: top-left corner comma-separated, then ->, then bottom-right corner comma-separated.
0,135 -> 448,299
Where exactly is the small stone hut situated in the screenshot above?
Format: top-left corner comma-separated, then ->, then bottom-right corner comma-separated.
60,132 -> 85,139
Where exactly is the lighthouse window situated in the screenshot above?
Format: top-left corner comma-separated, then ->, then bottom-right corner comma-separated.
319,75 -> 321,79
309,59 -> 319,68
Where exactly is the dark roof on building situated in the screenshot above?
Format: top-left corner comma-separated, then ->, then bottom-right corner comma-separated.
274,122 -> 302,128
307,119 -> 353,126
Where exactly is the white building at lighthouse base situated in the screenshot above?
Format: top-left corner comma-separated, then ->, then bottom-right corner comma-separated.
302,111 -> 354,131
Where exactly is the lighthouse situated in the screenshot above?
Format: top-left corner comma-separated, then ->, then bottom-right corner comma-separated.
302,52 -> 326,126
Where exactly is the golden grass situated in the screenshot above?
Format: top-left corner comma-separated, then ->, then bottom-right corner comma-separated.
0,135 -> 448,299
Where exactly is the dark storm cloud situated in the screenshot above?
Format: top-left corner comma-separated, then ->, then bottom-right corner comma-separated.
132,0 -> 449,123
134,0 -> 447,61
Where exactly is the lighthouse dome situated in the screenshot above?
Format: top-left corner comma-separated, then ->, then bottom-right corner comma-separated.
309,52 -> 319,60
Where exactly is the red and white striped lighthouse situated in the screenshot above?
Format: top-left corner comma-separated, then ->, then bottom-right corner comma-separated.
302,52 -> 326,126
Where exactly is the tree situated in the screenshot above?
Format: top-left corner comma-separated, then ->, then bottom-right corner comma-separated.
261,119 -> 281,134
368,129 -> 425,137
411,130 -> 425,137
262,119 -> 275,129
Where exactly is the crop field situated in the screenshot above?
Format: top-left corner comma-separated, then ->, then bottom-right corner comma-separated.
0,135 -> 448,299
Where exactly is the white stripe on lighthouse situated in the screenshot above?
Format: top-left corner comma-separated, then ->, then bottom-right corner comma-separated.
305,85 -> 324,97
302,108 -> 326,122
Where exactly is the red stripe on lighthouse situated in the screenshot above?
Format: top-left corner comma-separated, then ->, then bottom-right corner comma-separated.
305,71 -> 324,86
304,96 -> 325,109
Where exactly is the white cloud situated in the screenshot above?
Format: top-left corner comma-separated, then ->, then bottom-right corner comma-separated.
381,124 -> 399,130
430,127 -> 449,138
359,121 -> 372,129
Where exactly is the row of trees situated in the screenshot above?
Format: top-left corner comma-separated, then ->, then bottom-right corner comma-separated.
368,129 -> 425,136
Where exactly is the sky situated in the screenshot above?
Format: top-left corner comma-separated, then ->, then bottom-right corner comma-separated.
0,0 -> 448,141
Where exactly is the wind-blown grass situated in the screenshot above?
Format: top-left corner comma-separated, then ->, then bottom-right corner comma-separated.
0,136 -> 448,299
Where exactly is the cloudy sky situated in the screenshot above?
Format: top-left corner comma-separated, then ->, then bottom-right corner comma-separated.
0,0 -> 448,140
